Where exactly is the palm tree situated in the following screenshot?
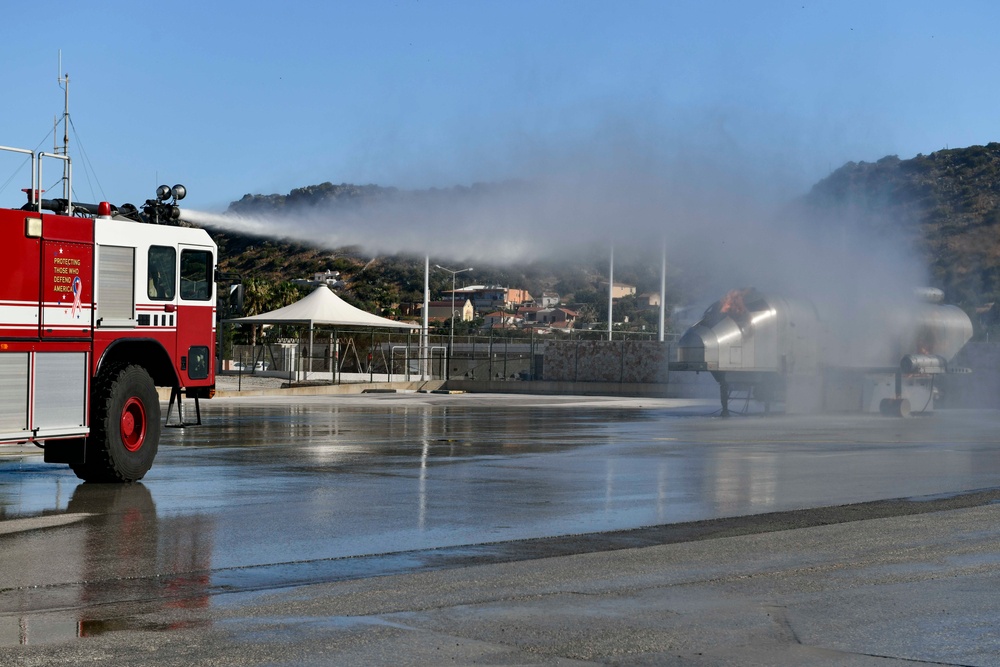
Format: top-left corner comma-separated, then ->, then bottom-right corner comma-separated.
242,277 -> 273,348
272,281 -> 304,309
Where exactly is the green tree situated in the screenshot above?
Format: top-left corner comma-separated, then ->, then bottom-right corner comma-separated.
238,278 -> 306,346
240,277 -> 272,347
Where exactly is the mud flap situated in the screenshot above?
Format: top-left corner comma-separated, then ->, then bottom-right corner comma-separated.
43,437 -> 86,464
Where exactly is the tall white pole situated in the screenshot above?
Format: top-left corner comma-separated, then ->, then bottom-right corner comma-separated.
434,264 -> 473,363
422,255 -> 429,378
450,273 -> 456,352
659,238 -> 667,343
607,245 -> 614,342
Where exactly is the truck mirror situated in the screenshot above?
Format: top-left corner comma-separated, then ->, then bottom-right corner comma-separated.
229,284 -> 244,316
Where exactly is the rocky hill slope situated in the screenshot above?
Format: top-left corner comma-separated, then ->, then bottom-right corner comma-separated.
801,143 -> 1000,309
209,143 -> 1000,329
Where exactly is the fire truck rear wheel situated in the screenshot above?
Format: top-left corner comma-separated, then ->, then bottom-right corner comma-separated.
71,364 -> 160,483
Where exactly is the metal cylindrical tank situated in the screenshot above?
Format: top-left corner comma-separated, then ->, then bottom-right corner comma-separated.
898,303 -> 973,361
900,354 -> 946,374
675,290 -> 823,375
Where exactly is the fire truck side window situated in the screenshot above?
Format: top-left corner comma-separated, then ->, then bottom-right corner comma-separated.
147,246 -> 176,300
180,250 -> 213,301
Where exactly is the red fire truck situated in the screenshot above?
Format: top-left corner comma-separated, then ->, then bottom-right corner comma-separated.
0,146 -> 216,482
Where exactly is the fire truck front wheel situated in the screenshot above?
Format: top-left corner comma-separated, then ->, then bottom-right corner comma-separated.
72,364 -> 161,483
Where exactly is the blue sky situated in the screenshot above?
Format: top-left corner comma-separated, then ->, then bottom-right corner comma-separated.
1,1 -> 998,213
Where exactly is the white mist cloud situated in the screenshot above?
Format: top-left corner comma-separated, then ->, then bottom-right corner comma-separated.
181,121 -> 929,320
183,136 -> 776,263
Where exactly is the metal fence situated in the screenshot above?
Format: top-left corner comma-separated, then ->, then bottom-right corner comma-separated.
223,328 -> 677,384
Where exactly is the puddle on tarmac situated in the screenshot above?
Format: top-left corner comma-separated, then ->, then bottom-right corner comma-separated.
165,402 -> 658,460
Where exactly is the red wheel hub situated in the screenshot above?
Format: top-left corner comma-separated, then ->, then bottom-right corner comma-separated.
120,397 -> 147,452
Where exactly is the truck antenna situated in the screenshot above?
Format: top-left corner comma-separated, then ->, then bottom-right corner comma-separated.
57,51 -> 70,199
57,51 -> 69,154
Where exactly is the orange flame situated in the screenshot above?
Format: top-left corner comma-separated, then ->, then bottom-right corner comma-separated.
719,288 -> 751,319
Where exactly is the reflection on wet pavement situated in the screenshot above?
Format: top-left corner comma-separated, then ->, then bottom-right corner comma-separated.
1,396 -> 1000,644
0,484 -> 213,645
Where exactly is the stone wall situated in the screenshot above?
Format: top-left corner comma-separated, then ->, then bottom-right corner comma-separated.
540,340 -> 668,384
941,342 -> 1000,409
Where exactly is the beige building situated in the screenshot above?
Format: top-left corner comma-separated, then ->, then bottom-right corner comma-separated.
637,292 -> 661,309
426,298 -> 474,322
600,281 -> 637,300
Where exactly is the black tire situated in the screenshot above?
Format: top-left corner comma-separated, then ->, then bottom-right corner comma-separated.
71,364 -> 161,483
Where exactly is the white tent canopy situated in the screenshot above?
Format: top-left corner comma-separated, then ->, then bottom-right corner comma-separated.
226,285 -> 419,381
226,285 -> 418,329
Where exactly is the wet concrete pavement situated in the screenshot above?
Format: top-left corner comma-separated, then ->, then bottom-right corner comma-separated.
0,393 -> 999,664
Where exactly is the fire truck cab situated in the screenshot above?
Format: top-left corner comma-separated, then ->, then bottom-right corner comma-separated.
0,146 -> 216,482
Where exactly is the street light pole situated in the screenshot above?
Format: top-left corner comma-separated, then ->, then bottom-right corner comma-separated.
435,264 -> 474,358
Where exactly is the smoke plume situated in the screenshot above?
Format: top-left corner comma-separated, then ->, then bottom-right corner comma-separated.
180,132 -> 929,317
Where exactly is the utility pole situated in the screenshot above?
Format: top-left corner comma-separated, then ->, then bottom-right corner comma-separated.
435,264 -> 474,356
422,256 -> 429,378
607,245 -> 614,342
659,238 -> 667,343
